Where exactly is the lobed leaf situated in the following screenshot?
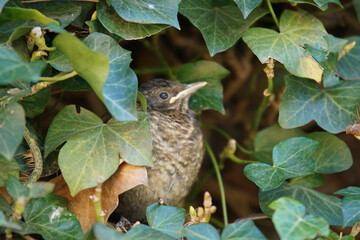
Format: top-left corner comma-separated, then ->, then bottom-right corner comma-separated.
279,75 -> 360,133
45,106 -> 151,196
270,197 -> 329,240
243,10 -> 327,82
179,0 -> 268,56
0,156 -> 19,187
125,224 -> 174,240
108,0 -> 180,29
220,220 -> 266,240
146,203 -> 186,238
97,1 -> 168,40
244,137 -> 318,191
335,187 -> 360,227
6,175 -> 29,199
337,36 -> 360,80
233,0 -> 262,18
83,223 -> 125,240
185,223 -> 220,240
177,61 -> 229,114
259,182 -> 344,226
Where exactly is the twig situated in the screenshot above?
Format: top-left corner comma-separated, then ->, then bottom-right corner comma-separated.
204,140 -> 228,226
24,126 -> 43,185
234,213 -> 269,223
228,154 -> 257,165
266,0 -> 279,29
251,59 -> 274,134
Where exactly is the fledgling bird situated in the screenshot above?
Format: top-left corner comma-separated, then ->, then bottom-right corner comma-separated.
116,79 -> 207,222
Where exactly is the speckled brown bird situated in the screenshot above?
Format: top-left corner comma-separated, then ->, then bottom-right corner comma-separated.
116,79 -> 207,222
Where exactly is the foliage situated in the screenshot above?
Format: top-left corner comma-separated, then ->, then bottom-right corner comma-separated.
0,0 -> 360,239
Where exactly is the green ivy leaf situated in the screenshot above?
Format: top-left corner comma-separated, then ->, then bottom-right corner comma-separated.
52,32 -> 109,102
6,175 -> 29,199
354,0 -> 360,22
0,156 -> 19,187
270,197 -> 329,240
185,223 -> 220,240
55,76 -> 91,92
320,53 -> 340,88
0,1 -> 9,12
244,137 -> 318,191
0,102 -> 25,160
125,224 -> 174,240
0,46 -> 47,85
97,1 -> 168,40
177,61 -> 229,114
108,0 -> 180,29
253,123 -> 305,164
243,10 -> 327,82
220,220 -> 266,240
23,194 -> 83,240
289,174 -> 325,188
253,124 -> 353,173
259,182 -> 343,226
289,0 -> 342,10
337,36 -> 360,80
233,0 -> 262,18
0,6 -> 59,25
44,105 -> 152,196
307,132 -> 352,173
324,34 -> 348,55
83,223 -> 125,240
83,33 -> 138,121
146,203 -> 185,239
0,194 -> 13,214
20,87 -> 51,118
279,75 -> 360,133
179,0 -> 268,56
85,19 -> 122,42
335,187 -> 360,227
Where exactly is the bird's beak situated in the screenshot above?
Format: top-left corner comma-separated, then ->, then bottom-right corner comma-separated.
169,82 -> 207,104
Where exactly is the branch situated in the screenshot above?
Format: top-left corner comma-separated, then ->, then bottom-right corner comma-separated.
24,126 -> 43,185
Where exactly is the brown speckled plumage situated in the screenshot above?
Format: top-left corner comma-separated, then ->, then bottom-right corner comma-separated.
116,79 -> 205,222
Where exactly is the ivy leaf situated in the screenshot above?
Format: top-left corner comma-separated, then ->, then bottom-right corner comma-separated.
52,32 -> 109,102
0,194 -> 12,214
244,137 -> 318,191
44,105 -> 152,196
125,224 -> 174,240
354,0 -> 360,22
335,187 -> 360,227
55,76 -> 91,92
146,203 -> 185,239
320,53 -> 340,88
23,194 -> 83,240
28,182 -> 54,198
20,87 -> 51,118
0,46 -> 47,84
220,220 -> 266,240
177,61 -> 229,114
233,0 -> 262,18
47,48 -> 73,73
0,1 -> 8,12
108,0 -> 180,29
0,156 -> 19,187
97,1 -> 168,40
6,175 -> 29,199
83,33 -> 138,121
185,223 -> 220,240
179,0 -> 268,56
0,102 -> 25,160
279,75 -> 360,133
243,10 -> 327,82
289,174 -> 325,188
306,132 -> 352,173
85,19 -> 122,42
0,7 -> 59,25
259,182 -> 344,226
83,223 -> 125,240
253,124 -> 353,173
337,36 -> 360,80
253,123 -> 305,164
270,197 -> 329,240
289,0 -> 342,10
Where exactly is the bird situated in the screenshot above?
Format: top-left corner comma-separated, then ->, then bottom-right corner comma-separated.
115,79 -> 207,222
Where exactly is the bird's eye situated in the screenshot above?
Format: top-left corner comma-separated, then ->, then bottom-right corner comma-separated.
159,92 -> 168,99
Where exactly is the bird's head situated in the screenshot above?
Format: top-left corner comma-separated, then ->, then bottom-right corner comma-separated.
139,79 -> 207,112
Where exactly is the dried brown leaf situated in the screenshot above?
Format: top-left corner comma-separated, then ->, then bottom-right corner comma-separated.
51,163 -> 147,232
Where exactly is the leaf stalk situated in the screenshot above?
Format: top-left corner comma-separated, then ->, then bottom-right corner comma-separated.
24,126 -> 43,185
266,0 -> 279,29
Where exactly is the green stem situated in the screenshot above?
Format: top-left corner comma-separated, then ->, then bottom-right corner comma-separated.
210,216 -> 225,229
201,124 -> 253,155
93,178 -> 104,224
228,154 -> 257,164
204,140 -> 228,226
266,0 -> 279,29
24,126 -> 43,185
39,71 -> 78,82
141,39 -> 176,80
